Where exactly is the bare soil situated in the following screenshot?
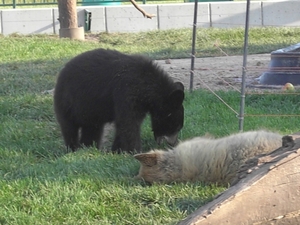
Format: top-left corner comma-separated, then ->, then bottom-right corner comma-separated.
155,54 -> 272,91
50,53 -> 277,148
85,33 -> 274,91
101,54 -> 274,147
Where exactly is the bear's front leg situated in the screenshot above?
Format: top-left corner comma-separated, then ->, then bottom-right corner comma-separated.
112,121 -> 142,154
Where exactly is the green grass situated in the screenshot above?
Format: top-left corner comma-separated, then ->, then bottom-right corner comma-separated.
1,27 -> 300,224
2,26 -> 300,60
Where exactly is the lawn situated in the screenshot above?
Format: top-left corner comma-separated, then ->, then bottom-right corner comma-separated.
1,27 -> 300,224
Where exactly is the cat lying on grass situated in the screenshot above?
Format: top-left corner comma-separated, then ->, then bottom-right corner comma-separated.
134,130 -> 282,186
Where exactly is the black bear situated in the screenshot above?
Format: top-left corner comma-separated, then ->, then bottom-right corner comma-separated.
54,48 -> 184,153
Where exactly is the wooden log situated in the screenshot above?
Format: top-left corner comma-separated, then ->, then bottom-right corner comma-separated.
178,133 -> 300,225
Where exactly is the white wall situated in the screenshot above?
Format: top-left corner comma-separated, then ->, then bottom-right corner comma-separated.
0,0 -> 299,35
210,2 -> 262,27
262,1 -> 300,26
158,3 -> 210,29
1,8 -> 55,34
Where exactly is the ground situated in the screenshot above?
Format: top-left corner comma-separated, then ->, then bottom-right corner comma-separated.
85,32 -> 274,91
155,54 -> 272,92
49,53 -> 277,148
49,52 -> 293,148
101,54 -> 274,147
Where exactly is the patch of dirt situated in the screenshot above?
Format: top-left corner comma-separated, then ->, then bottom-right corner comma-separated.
100,55 -> 274,146
84,33 -> 276,91
156,54 -> 274,92
49,53 -> 283,148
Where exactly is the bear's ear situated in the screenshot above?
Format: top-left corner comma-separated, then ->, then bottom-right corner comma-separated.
175,82 -> 184,91
134,152 -> 158,167
168,88 -> 184,109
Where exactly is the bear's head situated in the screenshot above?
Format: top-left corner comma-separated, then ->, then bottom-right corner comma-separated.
151,82 -> 184,146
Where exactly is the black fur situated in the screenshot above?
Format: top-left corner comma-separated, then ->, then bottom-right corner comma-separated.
54,48 -> 184,153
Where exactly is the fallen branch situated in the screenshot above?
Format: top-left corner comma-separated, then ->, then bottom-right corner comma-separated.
129,0 -> 156,19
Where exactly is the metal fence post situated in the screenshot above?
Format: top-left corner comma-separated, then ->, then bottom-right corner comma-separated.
238,0 -> 250,131
189,0 -> 198,92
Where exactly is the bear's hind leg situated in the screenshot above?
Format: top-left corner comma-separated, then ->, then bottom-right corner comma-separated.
80,125 -> 104,149
59,119 -> 80,152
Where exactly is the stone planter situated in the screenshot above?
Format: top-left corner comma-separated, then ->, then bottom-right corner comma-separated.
59,27 -> 85,40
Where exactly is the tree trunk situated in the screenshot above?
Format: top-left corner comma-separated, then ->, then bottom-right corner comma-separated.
58,0 -> 78,29
58,0 -> 84,40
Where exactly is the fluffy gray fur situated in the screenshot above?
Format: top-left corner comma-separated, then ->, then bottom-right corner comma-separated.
134,130 -> 283,185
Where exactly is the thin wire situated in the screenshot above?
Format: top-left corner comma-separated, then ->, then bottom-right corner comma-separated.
244,114 -> 300,117
196,76 -> 239,116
